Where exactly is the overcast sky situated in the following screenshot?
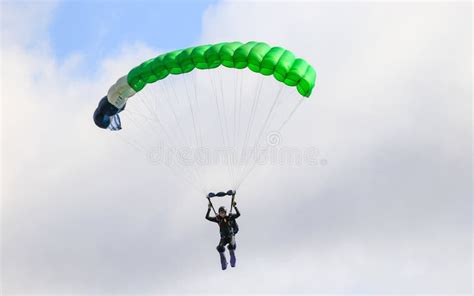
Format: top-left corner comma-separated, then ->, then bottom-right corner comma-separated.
1,0 -> 472,295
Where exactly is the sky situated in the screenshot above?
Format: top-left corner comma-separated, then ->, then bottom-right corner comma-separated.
49,1 -> 217,66
1,0 -> 472,295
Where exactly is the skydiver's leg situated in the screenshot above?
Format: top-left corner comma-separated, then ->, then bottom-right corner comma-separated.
228,235 -> 237,267
216,238 -> 227,270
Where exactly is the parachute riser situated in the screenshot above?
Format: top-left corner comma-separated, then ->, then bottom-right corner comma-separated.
206,196 -> 218,216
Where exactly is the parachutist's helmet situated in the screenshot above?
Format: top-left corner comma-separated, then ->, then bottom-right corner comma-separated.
218,206 -> 227,214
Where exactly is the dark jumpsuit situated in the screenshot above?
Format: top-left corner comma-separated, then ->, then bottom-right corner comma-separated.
206,207 -> 240,252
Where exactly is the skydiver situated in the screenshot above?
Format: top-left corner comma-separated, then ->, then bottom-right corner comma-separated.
205,201 -> 240,270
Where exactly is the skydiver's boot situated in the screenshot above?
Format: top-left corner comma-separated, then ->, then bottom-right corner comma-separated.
229,249 -> 236,267
219,252 -> 228,270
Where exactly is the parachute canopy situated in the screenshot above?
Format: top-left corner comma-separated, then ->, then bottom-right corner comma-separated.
128,41 -> 316,97
94,41 -> 317,193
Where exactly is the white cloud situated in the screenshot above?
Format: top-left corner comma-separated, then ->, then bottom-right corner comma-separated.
1,1 -> 57,50
1,0 -> 472,294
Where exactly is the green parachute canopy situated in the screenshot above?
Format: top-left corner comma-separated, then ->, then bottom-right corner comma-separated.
127,41 -> 316,97
94,41 -> 318,193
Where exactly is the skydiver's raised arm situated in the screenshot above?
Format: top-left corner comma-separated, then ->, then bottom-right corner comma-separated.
205,207 -> 217,222
230,206 -> 240,220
